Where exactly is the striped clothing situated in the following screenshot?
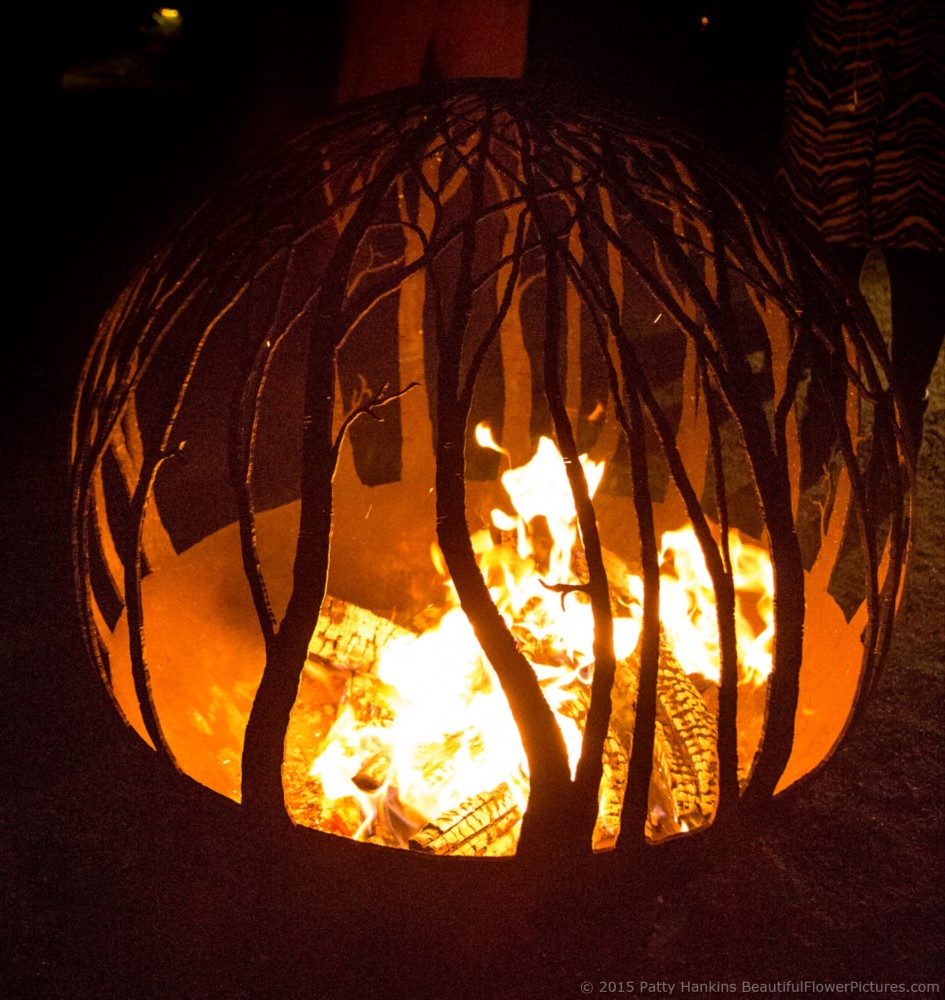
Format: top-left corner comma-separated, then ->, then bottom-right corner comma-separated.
777,0 -> 945,250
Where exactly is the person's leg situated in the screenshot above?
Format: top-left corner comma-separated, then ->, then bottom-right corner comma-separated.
884,249 -> 945,451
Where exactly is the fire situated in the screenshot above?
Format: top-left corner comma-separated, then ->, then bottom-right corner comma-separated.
289,426 -> 775,854
658,528 -> 774,688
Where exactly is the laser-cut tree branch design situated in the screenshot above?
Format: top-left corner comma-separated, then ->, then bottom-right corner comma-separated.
71,83 -> 910,860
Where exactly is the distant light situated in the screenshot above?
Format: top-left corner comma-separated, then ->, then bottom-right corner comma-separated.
152,7 -> 183,37
700,15 -> 710,29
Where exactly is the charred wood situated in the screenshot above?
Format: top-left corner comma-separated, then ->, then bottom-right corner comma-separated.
409,782 -> 522,856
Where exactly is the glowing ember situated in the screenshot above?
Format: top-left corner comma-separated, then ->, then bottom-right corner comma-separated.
285,427 -> 775,854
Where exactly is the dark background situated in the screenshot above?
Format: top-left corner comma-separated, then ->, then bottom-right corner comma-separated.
5,3 -> 943,997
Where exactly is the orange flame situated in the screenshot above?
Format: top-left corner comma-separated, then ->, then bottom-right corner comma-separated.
299,426 -> 774,852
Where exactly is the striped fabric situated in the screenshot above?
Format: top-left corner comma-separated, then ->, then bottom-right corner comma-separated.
777,0 -> 945,250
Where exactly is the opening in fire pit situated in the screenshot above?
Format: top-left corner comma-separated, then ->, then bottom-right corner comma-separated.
71,84 -> 911,860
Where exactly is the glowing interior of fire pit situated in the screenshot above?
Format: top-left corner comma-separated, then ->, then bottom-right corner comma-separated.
100,414 -> 786,857
276,427 -> 774,855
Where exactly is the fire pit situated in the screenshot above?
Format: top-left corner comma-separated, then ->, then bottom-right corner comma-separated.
71,83 -> 911,862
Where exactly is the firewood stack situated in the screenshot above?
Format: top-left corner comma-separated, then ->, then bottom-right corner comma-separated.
287,594 -> 719,854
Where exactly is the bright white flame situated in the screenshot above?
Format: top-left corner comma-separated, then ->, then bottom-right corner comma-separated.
474,422 -> 509,457
658,528 -> 774,687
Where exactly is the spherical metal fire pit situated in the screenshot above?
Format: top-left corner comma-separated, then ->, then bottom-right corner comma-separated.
71,82 -> 911,861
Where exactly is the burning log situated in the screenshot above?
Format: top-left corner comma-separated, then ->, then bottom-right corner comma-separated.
408,782 -> 522,857
302,595 -> 415,729
624,634 -> 718,836
653,633 -> 719,823
570,546 -> 719,832
578,628 -> 719,840
351,748 -> 391,792
351,731 -> 473,795
307,595 -> 414,675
